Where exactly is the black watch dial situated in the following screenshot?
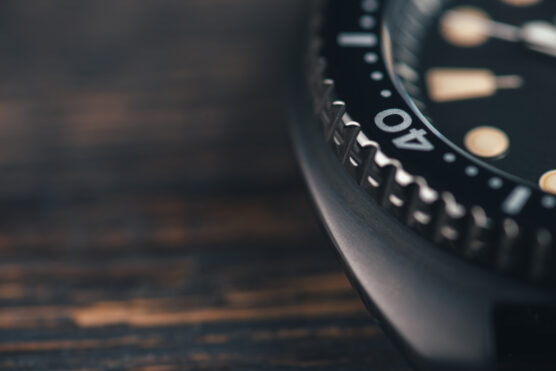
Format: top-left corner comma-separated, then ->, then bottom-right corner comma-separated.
390,0 -> 556,192
316,0 -> 556,283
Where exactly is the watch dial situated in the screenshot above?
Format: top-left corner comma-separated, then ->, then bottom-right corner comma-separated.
387,0 -> 556,193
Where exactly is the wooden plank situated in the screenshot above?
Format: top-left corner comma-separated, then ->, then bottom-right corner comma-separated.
0,1 -> 411,370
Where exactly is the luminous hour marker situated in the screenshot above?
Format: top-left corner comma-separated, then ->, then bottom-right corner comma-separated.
540,170 -> 556,195
426,68 -> 523,102
500,0 -> 541,6
337,32 -> 377,47
465,126 -> 510,159
440,7 -> 490,47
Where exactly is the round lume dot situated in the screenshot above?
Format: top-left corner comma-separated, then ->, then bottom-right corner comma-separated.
360,15 -> 376,29
465,166 -> 479,177
371,71 -> 384,81
540,170 -> 556,195
443,153 -> 456,163
364,52 -> 378,64
440,7 -> 490,47
362,0 -> 379,12
542,195 -> 556,209
464,126 -> 509,158
381,90 -> 392,98
489,177 -> 504,189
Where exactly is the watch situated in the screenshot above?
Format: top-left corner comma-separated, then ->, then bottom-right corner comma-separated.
290,1 -> 556,370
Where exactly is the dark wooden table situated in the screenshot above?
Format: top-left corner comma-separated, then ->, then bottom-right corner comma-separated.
0,1 -> 412,370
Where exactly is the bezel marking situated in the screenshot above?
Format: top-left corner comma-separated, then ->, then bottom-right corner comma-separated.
381,89 -> 392,97
308,0 -> 556,284
337,32 -> 377,47
443,153 -> 456,163
488,177 -> 504,190
359,15 -> 377,29
364,52 -> 379,63
465,166 -> 479,177
502,186 -> 532,216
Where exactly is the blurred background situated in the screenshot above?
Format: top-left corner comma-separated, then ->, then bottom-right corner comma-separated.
0,1 -> 411,370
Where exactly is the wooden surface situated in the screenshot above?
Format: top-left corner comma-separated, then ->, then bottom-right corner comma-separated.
0,1 -> 412,370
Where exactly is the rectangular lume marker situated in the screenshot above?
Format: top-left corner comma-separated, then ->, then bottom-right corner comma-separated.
426,69 -> 523,103
337,32 -> 377,47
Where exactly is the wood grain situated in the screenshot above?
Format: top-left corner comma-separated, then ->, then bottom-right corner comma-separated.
0,1 -> 412,370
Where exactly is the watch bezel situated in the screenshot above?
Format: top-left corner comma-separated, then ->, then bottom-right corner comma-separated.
312,0 -> 555,284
